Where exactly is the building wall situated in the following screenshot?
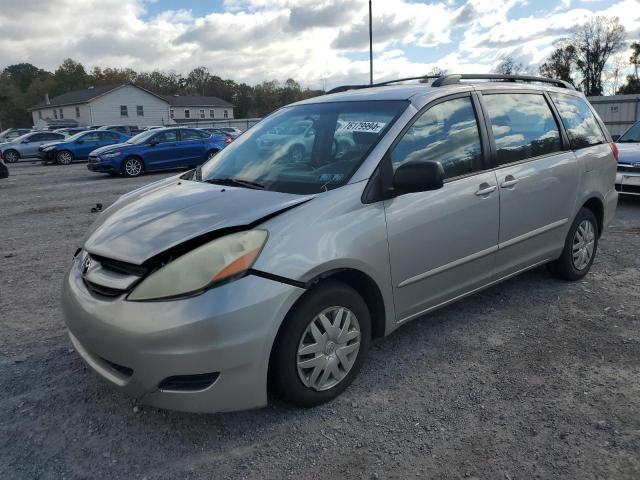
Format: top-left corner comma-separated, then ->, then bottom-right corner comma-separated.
89,85 -> 170,127
169,106 -> 234,122
32,104 -> 91,126
588,94 -> 640,136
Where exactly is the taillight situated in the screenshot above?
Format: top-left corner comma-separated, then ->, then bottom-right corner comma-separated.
610,142 -> 619,162
225,137 -> 232,145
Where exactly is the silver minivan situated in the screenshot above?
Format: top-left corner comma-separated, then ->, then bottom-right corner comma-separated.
62,74 -> 618,413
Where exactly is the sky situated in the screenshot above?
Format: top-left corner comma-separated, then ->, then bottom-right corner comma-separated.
0,0 -> 638,90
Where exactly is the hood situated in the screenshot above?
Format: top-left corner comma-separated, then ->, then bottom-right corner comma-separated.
616,142 -> 640,165
91,142 -> 131,156
83,177 -> 314,265
40,140 -> 66,149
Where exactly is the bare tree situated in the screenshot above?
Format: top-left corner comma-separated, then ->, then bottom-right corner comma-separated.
493,56 -> 528,75
571,16 -> 625,96
539,44 -> 576,86
603,53 -> 627,95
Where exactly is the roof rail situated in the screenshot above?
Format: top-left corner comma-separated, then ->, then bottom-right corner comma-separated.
326,75 -> 441,94
431,74 -> 575,90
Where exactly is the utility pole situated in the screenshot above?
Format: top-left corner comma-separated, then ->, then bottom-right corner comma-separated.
369,0 -> 373,85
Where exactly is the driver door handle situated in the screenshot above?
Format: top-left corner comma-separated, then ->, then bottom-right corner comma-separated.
475,184 -> 497,196
501,175 -> 519,188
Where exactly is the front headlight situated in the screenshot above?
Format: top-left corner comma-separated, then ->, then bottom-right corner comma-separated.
101,151 -> 122,158
128,230 -> 268,301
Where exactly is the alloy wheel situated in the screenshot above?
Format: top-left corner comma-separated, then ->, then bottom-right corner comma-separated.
572,219 -> 595,270
296,306 -> 361,391
58,151 -> 73,165
4,151 -> 18,163
124,158 -> 142,177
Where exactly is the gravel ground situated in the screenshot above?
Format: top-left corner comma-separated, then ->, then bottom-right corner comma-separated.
1,160 -> 639,480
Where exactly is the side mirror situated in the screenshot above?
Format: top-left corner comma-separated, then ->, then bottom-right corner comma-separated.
392,160 -> 444,195
611,134 -> 620,141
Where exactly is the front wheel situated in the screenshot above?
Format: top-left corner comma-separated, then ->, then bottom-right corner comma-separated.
3,150 -> 19,163
56,150 -> 74,165
271,280 -> 371,407
122,157 -> 144,177
549,207 -> 599,281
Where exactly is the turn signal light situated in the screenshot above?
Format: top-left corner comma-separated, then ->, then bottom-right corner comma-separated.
610,142 -> 619,162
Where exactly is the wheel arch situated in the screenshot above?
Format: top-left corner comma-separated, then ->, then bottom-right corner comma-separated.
3,149 -> 20,160
581,195 -> 604,238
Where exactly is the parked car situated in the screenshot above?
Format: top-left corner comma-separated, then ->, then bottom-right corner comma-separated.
140,126 -> 165,132
0,131 -> 66,163
98,125 -> 139,136
62,74 -> 617,413
0,157 -> 8,179
217,126 -> 243,138
614,120 -> 640,196
87,127 -> 229,177
199,128 -> 234,144
54,127 -> 88,136
38,130 -> 130,165
0,128 -> 32,143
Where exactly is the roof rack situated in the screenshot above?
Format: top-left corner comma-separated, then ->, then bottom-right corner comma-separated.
326,75 -> 441,94
431,74 -> 575,90
326,73 -> 575,95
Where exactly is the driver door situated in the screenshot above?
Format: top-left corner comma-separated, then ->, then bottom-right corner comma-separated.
383,93 -> 500,323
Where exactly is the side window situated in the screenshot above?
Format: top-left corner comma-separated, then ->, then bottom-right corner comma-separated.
180,129 -> 204,140
154,130 -> 178,143
29,134 -> 44,142
390,96 -> 482,179
82,132 -> 100,142
482,93 -> 562,165
550,93 -> 605,149
46,133 -> 64,141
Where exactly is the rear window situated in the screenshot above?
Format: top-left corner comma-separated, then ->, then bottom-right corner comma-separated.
549,93 -> 604,149
483,93 -> 562,165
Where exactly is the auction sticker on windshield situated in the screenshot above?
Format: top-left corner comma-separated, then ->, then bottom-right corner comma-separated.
337,121 -> 386,134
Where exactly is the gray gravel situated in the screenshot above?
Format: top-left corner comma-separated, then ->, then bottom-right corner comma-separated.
1,160 -> 639,480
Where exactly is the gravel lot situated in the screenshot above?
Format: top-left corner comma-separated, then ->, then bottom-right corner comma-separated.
1,160 -> 639,480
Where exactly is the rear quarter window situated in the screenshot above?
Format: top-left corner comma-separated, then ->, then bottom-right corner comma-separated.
549,93 -> 605,149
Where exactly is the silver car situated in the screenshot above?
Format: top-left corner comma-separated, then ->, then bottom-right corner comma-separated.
0,131 -> 66,163
62,74 -> 618,413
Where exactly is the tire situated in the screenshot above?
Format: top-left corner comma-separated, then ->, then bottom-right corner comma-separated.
121,156 -> 144,177
3,149 -> 19,163
56,150 -> 74,165
271,280 -> 371,407
288,144 -> 305,163
548,207 -> 599,281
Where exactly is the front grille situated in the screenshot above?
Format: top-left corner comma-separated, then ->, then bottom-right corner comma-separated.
98,356 -> 134,377
90,254 -> 148,277
83,279 -> 125,297
158,373 -> 220,392
88,156 -> 99,164
618,164 -> 640,173
618,184 -> 640,195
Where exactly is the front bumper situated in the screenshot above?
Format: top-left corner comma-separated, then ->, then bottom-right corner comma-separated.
615,169 -> 640,196
62,256 -> 304,413
38,150 -> 56,161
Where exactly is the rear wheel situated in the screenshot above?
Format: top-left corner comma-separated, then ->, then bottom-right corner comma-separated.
3,149 -> 19,163
122,156 -> 144,177
549,207 -> 599,281
271,280 -> 371,407
56,150 -> 74,165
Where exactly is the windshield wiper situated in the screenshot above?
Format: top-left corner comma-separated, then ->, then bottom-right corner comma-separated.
204,177 -> 265,189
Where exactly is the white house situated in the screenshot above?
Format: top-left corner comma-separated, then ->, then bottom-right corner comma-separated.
164,95 -> 235,124
29,84 -> 235,129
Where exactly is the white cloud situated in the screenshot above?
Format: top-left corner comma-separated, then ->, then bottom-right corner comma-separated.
0,0 -> 638,91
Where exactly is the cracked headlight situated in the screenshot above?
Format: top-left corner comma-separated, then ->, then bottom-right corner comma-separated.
128,230 -> 268,301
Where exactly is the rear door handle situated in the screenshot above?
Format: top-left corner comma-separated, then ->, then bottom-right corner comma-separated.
475,184 -> 497,196
501,175 -> 519,188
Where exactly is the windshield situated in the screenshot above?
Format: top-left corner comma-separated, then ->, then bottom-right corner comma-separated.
65,132 -> 87,142
199,100 -> 407,194
619,122 -> 640,143
127,130 -> 157,145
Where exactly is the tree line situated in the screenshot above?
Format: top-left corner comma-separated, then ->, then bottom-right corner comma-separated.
494,16 -> 639,96
0,62 -> 324,129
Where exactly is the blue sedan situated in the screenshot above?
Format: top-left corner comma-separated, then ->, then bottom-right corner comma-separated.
87,128 -> 230,177
38,130 -> 130,165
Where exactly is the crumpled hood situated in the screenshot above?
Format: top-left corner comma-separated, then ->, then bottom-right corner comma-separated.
83,177 -> 314,265
91,142 -> 131,156
616,142 -> 640,165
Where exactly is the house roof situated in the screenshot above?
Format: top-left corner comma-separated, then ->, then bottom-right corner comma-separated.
29,83 -> 167,110
163,95 -> 234,108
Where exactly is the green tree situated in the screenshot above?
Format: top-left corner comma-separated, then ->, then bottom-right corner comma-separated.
52,58 -> 89,95
539,44 -> 576,86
